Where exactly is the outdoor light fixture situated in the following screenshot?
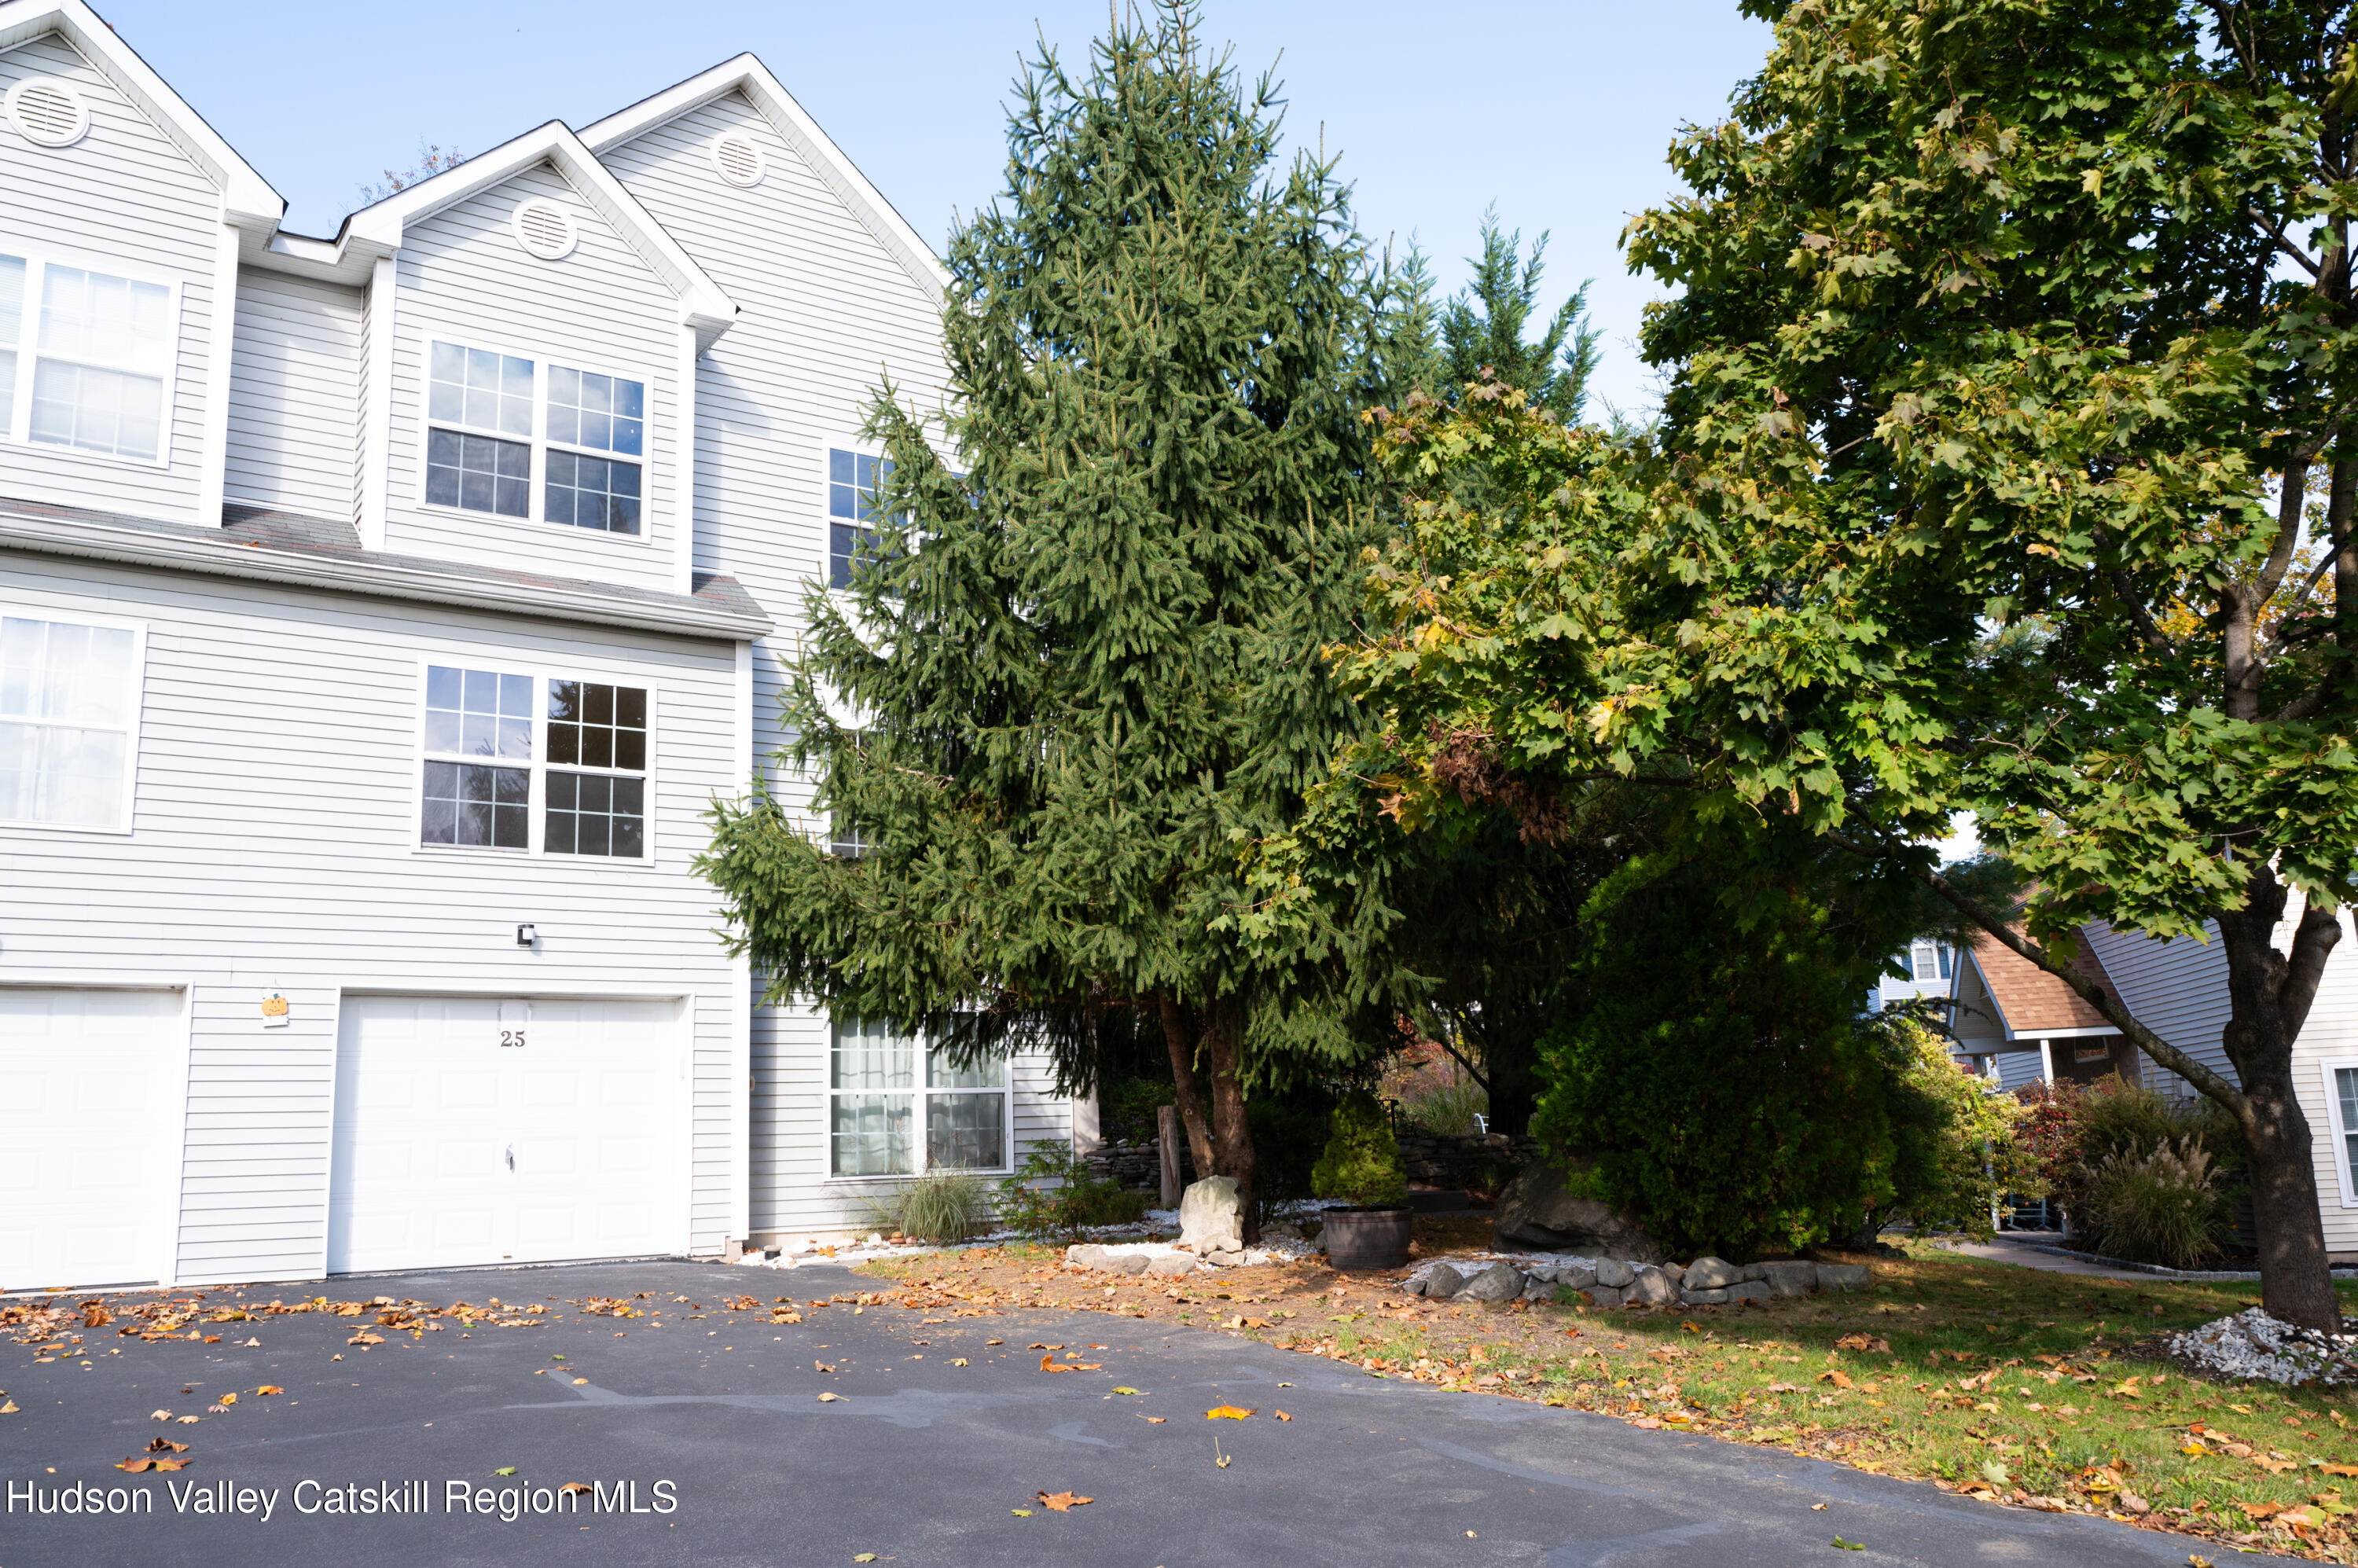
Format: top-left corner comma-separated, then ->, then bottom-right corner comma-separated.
516,924 -> 538,947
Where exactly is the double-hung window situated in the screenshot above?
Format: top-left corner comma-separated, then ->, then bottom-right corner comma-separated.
828,447 -> 891,588
0,611 -> 142,830
1908,941 -> 1952,982
0,249 -> 177,462
828,1017 -> 1009,1176
417,663 -> 652,857
423,339 -> 647,535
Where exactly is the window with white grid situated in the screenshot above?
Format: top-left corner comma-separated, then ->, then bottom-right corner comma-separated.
420,339 -> 649,537
0,250 -> 178,463
829,1019 -> 1009,1177
416,663 -> 654,860
0,611 -> 142,830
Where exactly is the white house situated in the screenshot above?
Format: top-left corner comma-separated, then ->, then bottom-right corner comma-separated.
0,0 -> 1074,1294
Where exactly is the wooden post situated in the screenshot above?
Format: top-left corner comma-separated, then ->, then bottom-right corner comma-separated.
1157,1104 -> 1181,1208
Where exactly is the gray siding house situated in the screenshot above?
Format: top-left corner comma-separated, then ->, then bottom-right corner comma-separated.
0,0 -> 1072,1294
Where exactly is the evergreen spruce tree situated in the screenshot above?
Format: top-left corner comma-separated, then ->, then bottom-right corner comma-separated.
699,2 -> 1385,1234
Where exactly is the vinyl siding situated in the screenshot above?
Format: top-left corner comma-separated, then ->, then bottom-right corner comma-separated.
600,91 -> 1027,1234
0,31 -> 220,523
0,549 -> 746,1280
380,161 -> 683,594
2089,911 -> 2358,1258
225,270 -> 361,520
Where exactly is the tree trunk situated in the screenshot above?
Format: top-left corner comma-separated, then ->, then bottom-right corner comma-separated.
1155,993 -> 1216,1181
1199,1012 -> 1259,1244
2217,877 -> 2344,1331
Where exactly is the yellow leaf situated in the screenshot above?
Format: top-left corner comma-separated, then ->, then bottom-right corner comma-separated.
1274,1410 -> 1291,1422
1111,1386 -> 1144,1395
218,1393 -> 237,1405
1143,1416 -> 1166,1423
817,1392 -> 841,1402
571,1378 -> 588,1385
255,1386 -> 283,1396
1035,1490 -> 1092,1512
1206,1405 -> 1255,1420
952,1359 -> 970,1368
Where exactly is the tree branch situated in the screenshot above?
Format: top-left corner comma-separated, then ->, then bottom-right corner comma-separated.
2245,206 -> 2323,278
1825,830 -> 2250,1111
2280,898 -> 2345,1043
1429,1018 -> 1493,1096
2091,523 -> 2174,654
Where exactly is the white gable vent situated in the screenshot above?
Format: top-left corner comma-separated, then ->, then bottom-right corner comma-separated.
510,197 -> 578,261
6,78 -> 90,148
711,132 -> 766,188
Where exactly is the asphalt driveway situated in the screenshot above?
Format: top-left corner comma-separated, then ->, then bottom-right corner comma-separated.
1,1259 -> 2268,1566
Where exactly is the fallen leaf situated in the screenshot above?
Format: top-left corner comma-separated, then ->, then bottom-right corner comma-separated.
1143,1416 -> 1167,1423
1010,1508 -> 1033,1517
560,1483 -> 592,1496
1630,1417 -> 1663,1430
1274,1410 -> 1291,1422
116,1459 -> 155,1472
493,1467 -> 518,1477
255,1386 -> 283,1396
1815,1371 -> 1853,1390
1833,1539 -> 1864,1552
855,1555 -> 880,1563
146,1438 -> 189,1454
1036,1490 -> 1093,1512
951,1358 -> 970,1368
2320,1463 -> 2358,1478
149,1410 -> 173,1422
175,1416 -> 198,1425
1812,1503 -> 1827,1511
817,1392 -> 841,1402
1834,1334 -> 1890,1353
241,1338 -> 260,1348
1206,1405 -> 1255,1420
1111,1386 -> 1144,1396
218,1393 -> 237,1405
347,1333 -> 383,1346
571,1378 -> 588,1385
1215,1455 -> 1231,1468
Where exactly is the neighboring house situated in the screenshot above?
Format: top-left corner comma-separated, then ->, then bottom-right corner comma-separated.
1870,938 -> 1959,1013
1954,909 -> 2358,1261
0,0 -> 1072,1294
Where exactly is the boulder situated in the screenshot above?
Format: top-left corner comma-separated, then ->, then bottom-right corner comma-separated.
1625,1267 -> 1677,1306
1592,1258 -> 1636,1290
1179,1177 -> 1244,1254
1756,1260 -> 1818,1298
1458,1263 -> 1526,1304
1583,1284 -> 1625,1308
1066,1243 -> 1109,1269
1739,1263 -> 1769,1283
1682,1287 -> 1730,1305
1147,1254 -> 1199,1276
1684,1256 -> 1742,1291
1520,1275 -> 1557,1302
1815,1262 -> 1871,1293
1722,1280 -> 1772,1304
1491,1159 -> 1666,1262
1559,1264 -> 1598,1291
1660,1261 -> 1685,1284
1110,1253 -> 1151,1276
1421,1263 -> 1467,1300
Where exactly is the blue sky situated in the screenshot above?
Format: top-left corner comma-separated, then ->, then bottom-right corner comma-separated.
98,0 -> 1771,419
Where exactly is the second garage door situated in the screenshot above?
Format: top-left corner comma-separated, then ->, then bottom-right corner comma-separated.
327,995 -> 682,1275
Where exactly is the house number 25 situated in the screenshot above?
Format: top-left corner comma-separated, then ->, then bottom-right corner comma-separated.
500,1029 -> 527,1048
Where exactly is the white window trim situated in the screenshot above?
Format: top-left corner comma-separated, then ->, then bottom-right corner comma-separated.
0,602 -> 145,836
407,322 -> 655,547
406,655 -> 659,865
0,241 -> 182,471
821,439 -> 887,593
2321,1056 -> 2358,1208
823,1019 -> 1015,1182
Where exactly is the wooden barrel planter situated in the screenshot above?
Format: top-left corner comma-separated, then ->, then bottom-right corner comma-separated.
1320,1206 -> 1413,1270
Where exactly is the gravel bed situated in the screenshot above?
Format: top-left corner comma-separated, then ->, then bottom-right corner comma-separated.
2165,1305 -> 2358,1386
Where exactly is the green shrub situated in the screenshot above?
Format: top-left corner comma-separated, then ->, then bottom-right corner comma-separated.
1400,1078 -> 1489,1137
997,1145 -> 1148,1238
2074,1137 -> 2229,1268
1879,1018 -> 2042,1238
2018,1074 -> 2247,1228
1533,857 -> 1901,1259
1310,1089 -> 1408,1207
859,1168 -> 996,1244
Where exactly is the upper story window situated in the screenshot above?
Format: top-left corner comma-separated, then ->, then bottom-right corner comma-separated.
421,339 -> 646,536
828,447 -> 890,588
0,610 -> 143,832
0,248 -> 178,465
417,662 -> 652,859
1909,941 -> 1952,982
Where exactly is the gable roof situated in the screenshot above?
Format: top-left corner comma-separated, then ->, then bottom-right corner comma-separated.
0,0 -> 281,227
578,53 -> 951,297
256,121 -> 737,344
1963,926 -> 2119,1040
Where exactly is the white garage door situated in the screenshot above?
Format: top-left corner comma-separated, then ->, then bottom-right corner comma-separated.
0,988 -> 182,1291
327,996 -> 681,1274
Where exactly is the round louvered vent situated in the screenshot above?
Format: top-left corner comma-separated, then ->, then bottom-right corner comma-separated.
510,197 -> 577,261
6,78 -> 90,148
711,132 -> 766,188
